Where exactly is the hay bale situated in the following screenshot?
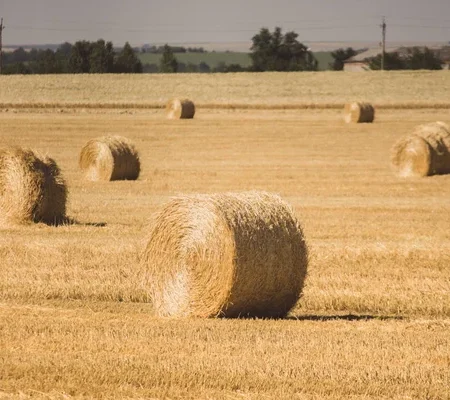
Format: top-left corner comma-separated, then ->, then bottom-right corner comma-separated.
142,191 -> 308,318
79,136 -> 140,181
391,121 -> 450,177
0,147 -> 67,225
166,98 -> 195,119
344,102 -> 375,123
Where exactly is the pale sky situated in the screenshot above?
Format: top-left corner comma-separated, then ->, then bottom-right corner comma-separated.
1,0 -> 450,49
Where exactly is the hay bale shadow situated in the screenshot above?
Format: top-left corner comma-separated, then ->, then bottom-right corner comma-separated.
288,314 -> 404,322
50,216 -> 107,228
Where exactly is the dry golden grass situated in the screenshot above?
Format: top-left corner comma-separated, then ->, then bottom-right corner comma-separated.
0,74 -> 450,398
2,304 -> 450,400
1,71 -> 450,107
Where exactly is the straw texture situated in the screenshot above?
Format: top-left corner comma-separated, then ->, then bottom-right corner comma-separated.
142,191 -> 308,318
0,147 -> 67,225
391,121 -> 450,177
166,98 -> 196,119
344,102 -> 375,123
79,136 -> 140,181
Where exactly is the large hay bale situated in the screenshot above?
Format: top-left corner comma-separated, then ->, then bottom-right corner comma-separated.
391,121 -> 450,177
166,98 -> 195,119
142,191 -> 308,318
343,102 -> 375,123
0,147 -> 67,225
79,136 -> 140,181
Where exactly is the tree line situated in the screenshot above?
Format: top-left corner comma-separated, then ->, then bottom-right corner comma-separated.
330,46 -> 445,70
141,45 -> 206,54
157,28 -> 318,73
1,26 -> 446,74
2,27 -> 319,74
2,40 -> 142,74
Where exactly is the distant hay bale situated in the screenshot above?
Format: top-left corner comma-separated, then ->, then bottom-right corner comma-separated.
391,121 -> 450,177
142,191 -> 308,318
79,136 -> 140,181
166,98 -> 195,119
0,147 -> 67,225
344,102 -> 375,123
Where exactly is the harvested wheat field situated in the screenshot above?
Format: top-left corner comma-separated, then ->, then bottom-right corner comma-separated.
0,72 -> 449,399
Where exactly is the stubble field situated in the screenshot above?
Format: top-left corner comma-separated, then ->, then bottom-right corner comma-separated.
0,72 -> 450,399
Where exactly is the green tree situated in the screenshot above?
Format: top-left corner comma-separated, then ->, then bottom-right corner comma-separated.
57,42 -> 73,59
368,47 -> 443,70
330,47 -> 357,71
368,52 -> 405,70
10,47 -> 29,63
405,47 -> 442,70
68,41 -> 91,73
143,63 -> 159,73
213,62 -> 246,73
185,63 -> 199,72
33,49 -> 63,74
198,61 -> 211,73
115,42 -> 142,73
3,62 -> 31,74
159,44 -> 178,73
250,27 -> 317,72
89,40 -> 115,73
55,42 -> 73,73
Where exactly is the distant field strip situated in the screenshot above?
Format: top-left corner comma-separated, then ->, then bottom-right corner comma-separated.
1,71 -> 450,106
3,102 -> 450,110
137,51 -> 333,71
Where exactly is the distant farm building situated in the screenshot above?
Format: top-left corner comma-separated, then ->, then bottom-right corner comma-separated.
344,46 -> 450,71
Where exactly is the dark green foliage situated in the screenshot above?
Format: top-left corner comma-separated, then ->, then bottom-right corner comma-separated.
330,47 -> 357,71
406,47 -> 442,70
1,40 -> 142,74
68,41 -> 91,73
56,42 -> 73,59
142,63 -> 159,73
198,62 -> 211,73
115,42 -> 143,73
9,47 -> 29,63
89,40 -> 115,73
142,45 -> 205,54
368,52 -> 405,70
34,49 -> 63,73
368,47 -> 443,70
179,63 -> 200,73
159,44 -> 178,73
213,62 -> 246,72
2,62 -> 32,74
250,27 -> 317,72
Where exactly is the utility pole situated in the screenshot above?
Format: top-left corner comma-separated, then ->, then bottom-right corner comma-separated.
381,16 -> 386,71
0,18 -> 4,74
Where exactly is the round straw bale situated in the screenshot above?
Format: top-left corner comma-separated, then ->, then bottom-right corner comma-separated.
0,147 -> 67,225
391,121 -> 450,177
79,136 -> 140,181
142,191 -> 308,318
344,102 -> 375,123
166,98 -> 195,119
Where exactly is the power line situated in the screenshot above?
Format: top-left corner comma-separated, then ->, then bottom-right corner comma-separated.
38,15 -> 382,27
7,24 -> 376,34
390,24 -> 450,30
